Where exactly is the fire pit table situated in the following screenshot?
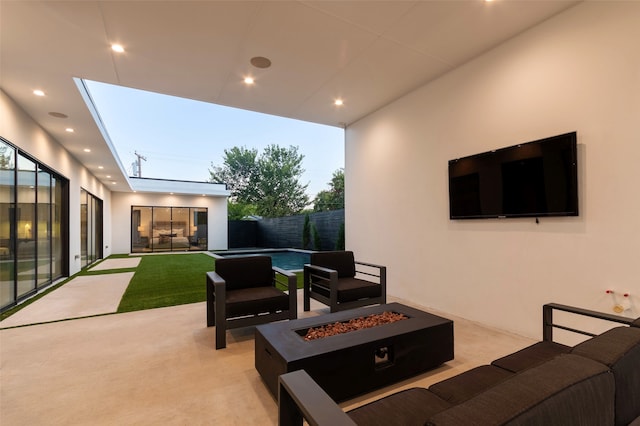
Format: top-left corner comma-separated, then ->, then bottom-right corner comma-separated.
255,303 -> 453,401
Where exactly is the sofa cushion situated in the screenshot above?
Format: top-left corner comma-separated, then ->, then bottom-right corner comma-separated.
347,387 -> 451,426
571,326 -> 640,426
429,365 -> 514,404
310,251 -> 356,278
215,256 -> 273,290
225,286 -> 289,318
311,277 -> 381,303
491,341 -> 570,373
426,354 -> 614,426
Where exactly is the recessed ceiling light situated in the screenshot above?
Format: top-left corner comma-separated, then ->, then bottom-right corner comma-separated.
111,44 -> 125,53
98,166 -> 104,169
33,89 -> 45,97
49,112 -> 68,118
250,56 -> 272,69
106,175 -> 111,178
170,192 -> 174,195
65,128 -> 74,133
244,76 -> 255,85
334,99 -> 344,106
111,181 -> 117,185
83,148 -> 91,152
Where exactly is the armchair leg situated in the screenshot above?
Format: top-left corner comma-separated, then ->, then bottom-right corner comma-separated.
303,268 -> 310,312
206,277 -> 215,327
215,308 -> 226,350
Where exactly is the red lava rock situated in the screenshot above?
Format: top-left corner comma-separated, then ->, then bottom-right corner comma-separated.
303,311 -> 408,341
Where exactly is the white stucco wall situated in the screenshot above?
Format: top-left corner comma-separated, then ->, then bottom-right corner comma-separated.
110,191 -> 228,253
346,2 -> 640,339
1,90 -> 113,275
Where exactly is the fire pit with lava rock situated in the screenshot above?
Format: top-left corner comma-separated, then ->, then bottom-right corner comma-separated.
302,311 -> 408,341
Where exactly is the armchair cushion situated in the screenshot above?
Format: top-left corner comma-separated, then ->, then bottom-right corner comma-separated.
225,287 -> 291,318
310,251 -> 356,278
214,255 -> 273,290
312,276 -> 382,303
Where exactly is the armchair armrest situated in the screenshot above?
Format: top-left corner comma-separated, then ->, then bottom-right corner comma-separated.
303,264 -> 339,311
273,267 -> 298,320
279,370 -> 356,426
206,271 -> 226,327
304,264 -> 339,279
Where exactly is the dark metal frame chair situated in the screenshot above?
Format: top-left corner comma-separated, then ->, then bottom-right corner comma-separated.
206,255 -> 297,349
303,251 -> 386,313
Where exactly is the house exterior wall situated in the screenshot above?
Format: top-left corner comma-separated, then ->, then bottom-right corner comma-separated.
110,191 -> 228,253
346,2 -> 640,340
1,90 -> 112,275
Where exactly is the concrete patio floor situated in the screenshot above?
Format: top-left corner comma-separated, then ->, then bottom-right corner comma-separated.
1,288 -> 535,425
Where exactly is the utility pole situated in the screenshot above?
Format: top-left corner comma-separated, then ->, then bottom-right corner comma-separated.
134,151 -> 147,177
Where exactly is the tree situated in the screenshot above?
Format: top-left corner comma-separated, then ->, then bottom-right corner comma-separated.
227,201 -> 256,220
313,168 -> 344,211
209,146 -> 258,204
252,145 -> 309,217
210,144 -> 309,218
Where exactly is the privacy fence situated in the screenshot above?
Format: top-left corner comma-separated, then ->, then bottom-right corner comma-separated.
228,209 -> 344,250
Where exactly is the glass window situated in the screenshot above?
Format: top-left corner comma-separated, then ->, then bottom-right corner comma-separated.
16,153 -> 37,299
37,166 -> 51,287
1,140 -> 16,309
131,206 -> 207,253
0,139 -> 69,313
80,188 -> 103,269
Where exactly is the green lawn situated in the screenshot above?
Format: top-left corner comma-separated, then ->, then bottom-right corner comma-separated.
1,253 -> 304,321
117,253 -> 303,313
116,253 -> 215,312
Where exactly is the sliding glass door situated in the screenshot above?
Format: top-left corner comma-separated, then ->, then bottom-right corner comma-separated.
1,138 -> 68,313
131,206 -> 207,253
80,189 -> 103,268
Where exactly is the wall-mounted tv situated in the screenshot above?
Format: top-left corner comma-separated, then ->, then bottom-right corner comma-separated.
448,132 -> 578,219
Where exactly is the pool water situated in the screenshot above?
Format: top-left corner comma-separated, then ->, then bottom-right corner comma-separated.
217,250 -> 311,271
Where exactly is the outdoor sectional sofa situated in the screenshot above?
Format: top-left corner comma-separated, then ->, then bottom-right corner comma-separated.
278,303 -> 640,426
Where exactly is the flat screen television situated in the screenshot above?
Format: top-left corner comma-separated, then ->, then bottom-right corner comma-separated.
448,132 -> 578,219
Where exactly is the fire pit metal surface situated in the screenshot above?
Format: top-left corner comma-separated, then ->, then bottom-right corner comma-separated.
255,303 -> 454,401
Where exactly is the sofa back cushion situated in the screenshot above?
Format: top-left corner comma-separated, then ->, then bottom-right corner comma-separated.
310,251 -> 355,278
426,354 -> 614,426
215,256 -> 273,290
571,326 -> 640,426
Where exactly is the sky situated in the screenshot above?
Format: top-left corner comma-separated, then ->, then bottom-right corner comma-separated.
85,80 -> 344,199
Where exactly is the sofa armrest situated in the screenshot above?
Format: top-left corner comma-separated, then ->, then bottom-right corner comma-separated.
279,370 -> 356,426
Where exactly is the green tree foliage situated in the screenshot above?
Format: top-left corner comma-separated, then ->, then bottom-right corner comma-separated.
209,146 -> 259,204
227,201 -> 257,220
210,144 -> 309,218
302,213 -> 311,249
313,168 -> 344,211
254,145 -> 309,217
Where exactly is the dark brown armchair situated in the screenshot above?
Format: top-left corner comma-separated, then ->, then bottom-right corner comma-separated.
206,255 -> 297,349
303,251 -> 386,313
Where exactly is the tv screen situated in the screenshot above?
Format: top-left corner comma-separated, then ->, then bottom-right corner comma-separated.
449,132 -> 578,219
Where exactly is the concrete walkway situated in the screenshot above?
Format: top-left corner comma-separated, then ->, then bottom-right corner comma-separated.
0,272 -> 134,328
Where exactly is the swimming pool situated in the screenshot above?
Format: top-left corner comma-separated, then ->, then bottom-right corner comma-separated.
214,249 -> 311,271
